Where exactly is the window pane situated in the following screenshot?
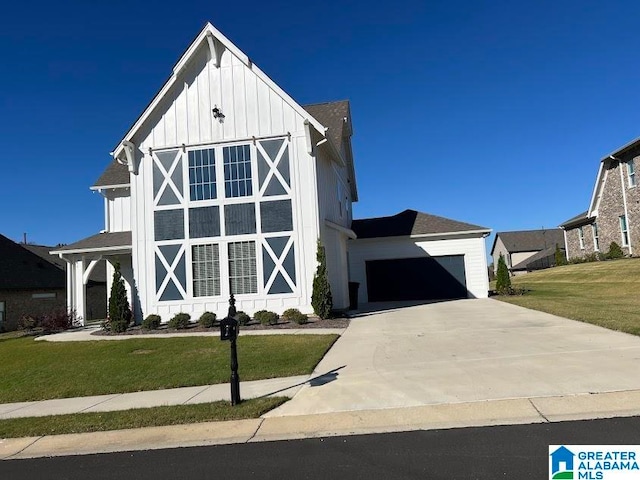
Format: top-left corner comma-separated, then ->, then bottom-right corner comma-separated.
189,148 -> 216,202
228,241 -> 257,294
192,244 -> 220,297
223,144 -> 253,198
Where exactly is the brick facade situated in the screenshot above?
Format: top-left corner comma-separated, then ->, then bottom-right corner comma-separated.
564,155 -> 640,259
0,289 -> 65,331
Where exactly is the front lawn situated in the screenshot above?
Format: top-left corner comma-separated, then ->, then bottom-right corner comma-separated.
0,335 -> 338,403
0,397 -> 287,438
495,258 -> 640,335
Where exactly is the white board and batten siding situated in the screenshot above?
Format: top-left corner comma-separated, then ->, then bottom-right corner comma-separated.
124,40 -> 321,320
348,235 -> 490,302
105,190 -> 131,233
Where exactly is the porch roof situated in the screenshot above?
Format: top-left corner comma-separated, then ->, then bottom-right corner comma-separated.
51,231 -> 132,255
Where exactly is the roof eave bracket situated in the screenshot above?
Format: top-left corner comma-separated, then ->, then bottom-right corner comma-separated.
206,33 -> 225,68
115,141 -> 138,175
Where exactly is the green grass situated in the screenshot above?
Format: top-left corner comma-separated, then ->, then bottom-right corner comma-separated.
0,397 -> 287,438
495,258 -> 640,335
0,335 -> 338,403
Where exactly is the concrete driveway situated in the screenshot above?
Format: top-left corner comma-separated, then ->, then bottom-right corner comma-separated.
266,299 -> 640,416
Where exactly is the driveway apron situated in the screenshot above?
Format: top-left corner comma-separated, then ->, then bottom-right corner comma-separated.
266,299 -> 640,416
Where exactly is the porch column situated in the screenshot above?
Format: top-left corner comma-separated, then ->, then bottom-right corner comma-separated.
73,257 -> 87,325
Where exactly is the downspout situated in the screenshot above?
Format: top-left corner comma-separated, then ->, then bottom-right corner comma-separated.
562,228 -> 569,261
612,156 -> 633,255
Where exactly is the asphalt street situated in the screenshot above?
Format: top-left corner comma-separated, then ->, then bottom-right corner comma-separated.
2,416 -> 640,479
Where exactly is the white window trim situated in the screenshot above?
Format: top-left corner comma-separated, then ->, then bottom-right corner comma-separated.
578,226 -> 585,250
620,215 -> 629,246
592,223 -> 599,251
628,160 -> 636,188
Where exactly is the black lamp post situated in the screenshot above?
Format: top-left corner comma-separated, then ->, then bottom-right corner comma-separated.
220,294 -> 241,405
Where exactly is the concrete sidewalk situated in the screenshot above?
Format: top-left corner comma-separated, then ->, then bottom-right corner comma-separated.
3,389 -> 640,460
37,326 -> 345,342
0,375 -> 312,420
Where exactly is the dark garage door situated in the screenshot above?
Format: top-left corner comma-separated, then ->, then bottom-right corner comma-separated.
366,255 -> 467,302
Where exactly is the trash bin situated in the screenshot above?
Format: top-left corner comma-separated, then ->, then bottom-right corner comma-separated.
348,282 -> 360,310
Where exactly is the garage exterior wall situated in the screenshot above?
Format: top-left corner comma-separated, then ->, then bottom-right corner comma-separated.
348,234 -> 489,302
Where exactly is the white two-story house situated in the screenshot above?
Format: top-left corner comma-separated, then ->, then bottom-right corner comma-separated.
53,23 -> 357,324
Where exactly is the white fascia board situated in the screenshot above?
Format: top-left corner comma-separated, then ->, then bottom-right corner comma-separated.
325,219 -> 357,239
50,245 -> 132,256
600,135 -> 640,162
587,162 -> 605,217
352,230 -> 492,244
113,23 -> 327,160
90,184 -> 131,192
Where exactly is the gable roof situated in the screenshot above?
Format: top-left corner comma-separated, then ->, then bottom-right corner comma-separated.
303,100 -> 357,200
587,136 -> 640,216
0,234 -> 65,290
352,209 -> 490,239
94,99 -> 357,190
109,22 -> 328,168
491,229 -> 564,255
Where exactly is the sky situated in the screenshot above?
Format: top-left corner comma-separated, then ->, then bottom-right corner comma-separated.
2,0 -> 640,260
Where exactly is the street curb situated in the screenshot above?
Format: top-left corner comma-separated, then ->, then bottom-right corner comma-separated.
3,390 -> 640,460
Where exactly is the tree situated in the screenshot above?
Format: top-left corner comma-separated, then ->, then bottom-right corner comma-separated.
311,241 -> 333,319
108,261 -> 131,333
495,254 -> 511,295
554,244 -> 567,266
607,241 -> 624,260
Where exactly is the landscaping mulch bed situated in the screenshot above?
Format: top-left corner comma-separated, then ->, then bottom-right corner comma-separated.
91,316 -> 349,336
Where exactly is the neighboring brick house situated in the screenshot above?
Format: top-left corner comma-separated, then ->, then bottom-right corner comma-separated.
0,234 -> 106,331
490,229 -> 564,275
561,137 -> 640,259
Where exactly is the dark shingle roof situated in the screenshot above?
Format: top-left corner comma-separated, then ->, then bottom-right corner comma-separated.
494,229 -> 564,253
559,211 -> 592,228
0,234 -> 65,290
352,210 -> 490,239
52,231 -> 132,253
93,160 -> 130,188
23,244 -> 106,284
303,100 -> 350,154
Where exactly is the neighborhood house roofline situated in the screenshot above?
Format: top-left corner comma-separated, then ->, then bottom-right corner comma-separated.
489,229 -> 565,256
110,22 -> 329,167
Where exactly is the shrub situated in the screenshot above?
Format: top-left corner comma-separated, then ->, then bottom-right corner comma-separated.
607,241 -> 624,259
108,262 -> 132,333
554,244 -> 567,266
142,314 -> 161,330
235,311 -> 250,326
254,310 -> 279,326
168,313 -> 191,329
495,254 -> 511,295
311,241 -> 333,319
198,312 -> 217,328
18,315 -> 37,331
282,308 -> 308,325
21,309 -> 78,333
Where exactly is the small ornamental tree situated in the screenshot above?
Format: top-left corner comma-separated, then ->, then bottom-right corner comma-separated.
108,261 -> 131,333
554,244 -> 567,266
311,241 -> 333,319
607,241 -> 624,260
495,254 -> 511,295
